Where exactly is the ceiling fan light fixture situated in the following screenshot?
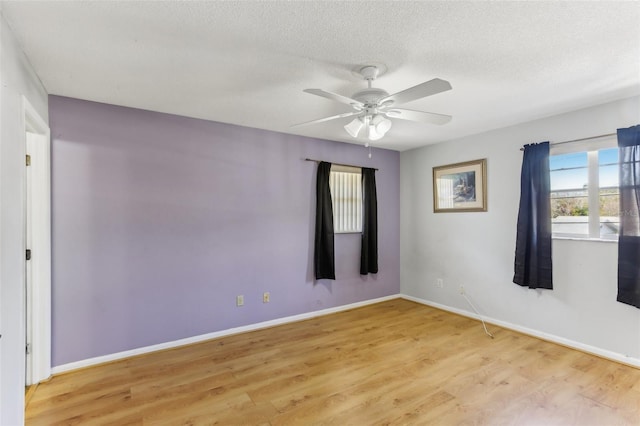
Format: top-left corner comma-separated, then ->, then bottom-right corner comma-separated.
344,115 -> 391,140
367,125 -> 384,141
344,117 -> 364,138
371,115 -> 392,135
366,116 -> 384,141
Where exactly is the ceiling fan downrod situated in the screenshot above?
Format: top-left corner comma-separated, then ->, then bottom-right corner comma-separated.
358,65 -> 380,89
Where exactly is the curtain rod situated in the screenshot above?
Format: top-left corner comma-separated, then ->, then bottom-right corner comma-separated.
519,132 -> 617,151
304,158 -> 378,171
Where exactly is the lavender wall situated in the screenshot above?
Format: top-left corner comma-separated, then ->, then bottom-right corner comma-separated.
49,96 -> 400,366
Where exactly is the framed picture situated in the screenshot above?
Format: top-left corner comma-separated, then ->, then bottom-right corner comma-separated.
433,159 -> 487,212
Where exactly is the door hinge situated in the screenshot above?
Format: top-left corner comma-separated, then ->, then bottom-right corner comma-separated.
26,154 -> 31,167
26,249 -> 31,261
26,343 -> 31,355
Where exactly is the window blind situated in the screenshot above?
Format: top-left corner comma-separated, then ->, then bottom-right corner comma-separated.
329,168 -> 362,233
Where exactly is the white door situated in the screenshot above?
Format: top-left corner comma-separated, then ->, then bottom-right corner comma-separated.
25,132 -> 35,385
23,108 -> 51,386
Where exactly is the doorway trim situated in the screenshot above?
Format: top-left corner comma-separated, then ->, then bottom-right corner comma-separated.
23,96 -> 51,385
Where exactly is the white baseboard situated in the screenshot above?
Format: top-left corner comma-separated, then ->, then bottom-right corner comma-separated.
51,294 -> 400,375
52,292 -> 639,375
401,294 -> 640,369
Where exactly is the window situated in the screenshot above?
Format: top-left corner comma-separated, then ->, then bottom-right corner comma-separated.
329,165 -> 362,233
550,138 -> 619,240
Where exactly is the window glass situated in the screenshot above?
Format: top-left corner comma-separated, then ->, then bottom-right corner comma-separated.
550,152 -> 589,236
598,147 -> 619,238
549,145 -> 619,240
329,170 -> 362,233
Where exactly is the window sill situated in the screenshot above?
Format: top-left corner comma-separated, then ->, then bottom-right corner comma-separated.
335,231 -> 362,235
552,236 -> 618,244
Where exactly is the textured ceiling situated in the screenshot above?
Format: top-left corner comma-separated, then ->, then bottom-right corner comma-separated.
2,1 -> 639,151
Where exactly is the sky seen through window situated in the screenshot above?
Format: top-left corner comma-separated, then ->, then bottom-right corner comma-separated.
549,148 -> 618,191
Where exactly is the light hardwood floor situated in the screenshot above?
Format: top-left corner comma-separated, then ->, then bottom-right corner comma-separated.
26,299 -> 640,425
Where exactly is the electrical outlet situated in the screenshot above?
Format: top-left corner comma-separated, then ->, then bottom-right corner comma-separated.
236,295 -> 244,306
459,285 -> 465,295
436,278 -> 444,288
263,292 -> 270,303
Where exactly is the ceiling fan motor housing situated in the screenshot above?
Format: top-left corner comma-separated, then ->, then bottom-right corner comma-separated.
352,88 -> 389,108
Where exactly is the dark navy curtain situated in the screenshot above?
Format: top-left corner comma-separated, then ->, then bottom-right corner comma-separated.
360,168 -> 378,275
314,162 -> 335,280
617,125 -> 640,308
513,142 -> 553,289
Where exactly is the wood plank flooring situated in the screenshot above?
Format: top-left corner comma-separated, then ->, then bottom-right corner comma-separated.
26,299 -> 640,425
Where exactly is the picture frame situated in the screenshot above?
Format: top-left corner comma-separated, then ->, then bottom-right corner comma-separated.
433,158 -> 487,213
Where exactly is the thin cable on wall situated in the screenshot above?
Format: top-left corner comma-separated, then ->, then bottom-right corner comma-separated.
459,285 -> 494,339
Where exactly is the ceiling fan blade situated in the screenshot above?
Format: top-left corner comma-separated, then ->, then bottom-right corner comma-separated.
291,111 -> 361,128
384,108 -> 452,125
303,89 -> 364,108
380,78 -> 452,107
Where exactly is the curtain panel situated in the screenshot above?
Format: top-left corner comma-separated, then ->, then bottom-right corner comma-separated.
513,142 -> 553,289
314,162 -> 335,280
360,168 -> 378,275
617,125 -> 640,308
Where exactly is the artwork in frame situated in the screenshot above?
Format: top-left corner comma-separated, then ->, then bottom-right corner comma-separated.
433,158 -> 487,212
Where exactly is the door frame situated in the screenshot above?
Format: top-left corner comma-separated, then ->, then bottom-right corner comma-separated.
23,96 -> 51,385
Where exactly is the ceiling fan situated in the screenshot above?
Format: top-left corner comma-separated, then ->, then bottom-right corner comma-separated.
293,65 -> 452,141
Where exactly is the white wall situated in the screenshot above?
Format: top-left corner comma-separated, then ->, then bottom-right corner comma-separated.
0,11 -> 49,425
401,96 -> 640,364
